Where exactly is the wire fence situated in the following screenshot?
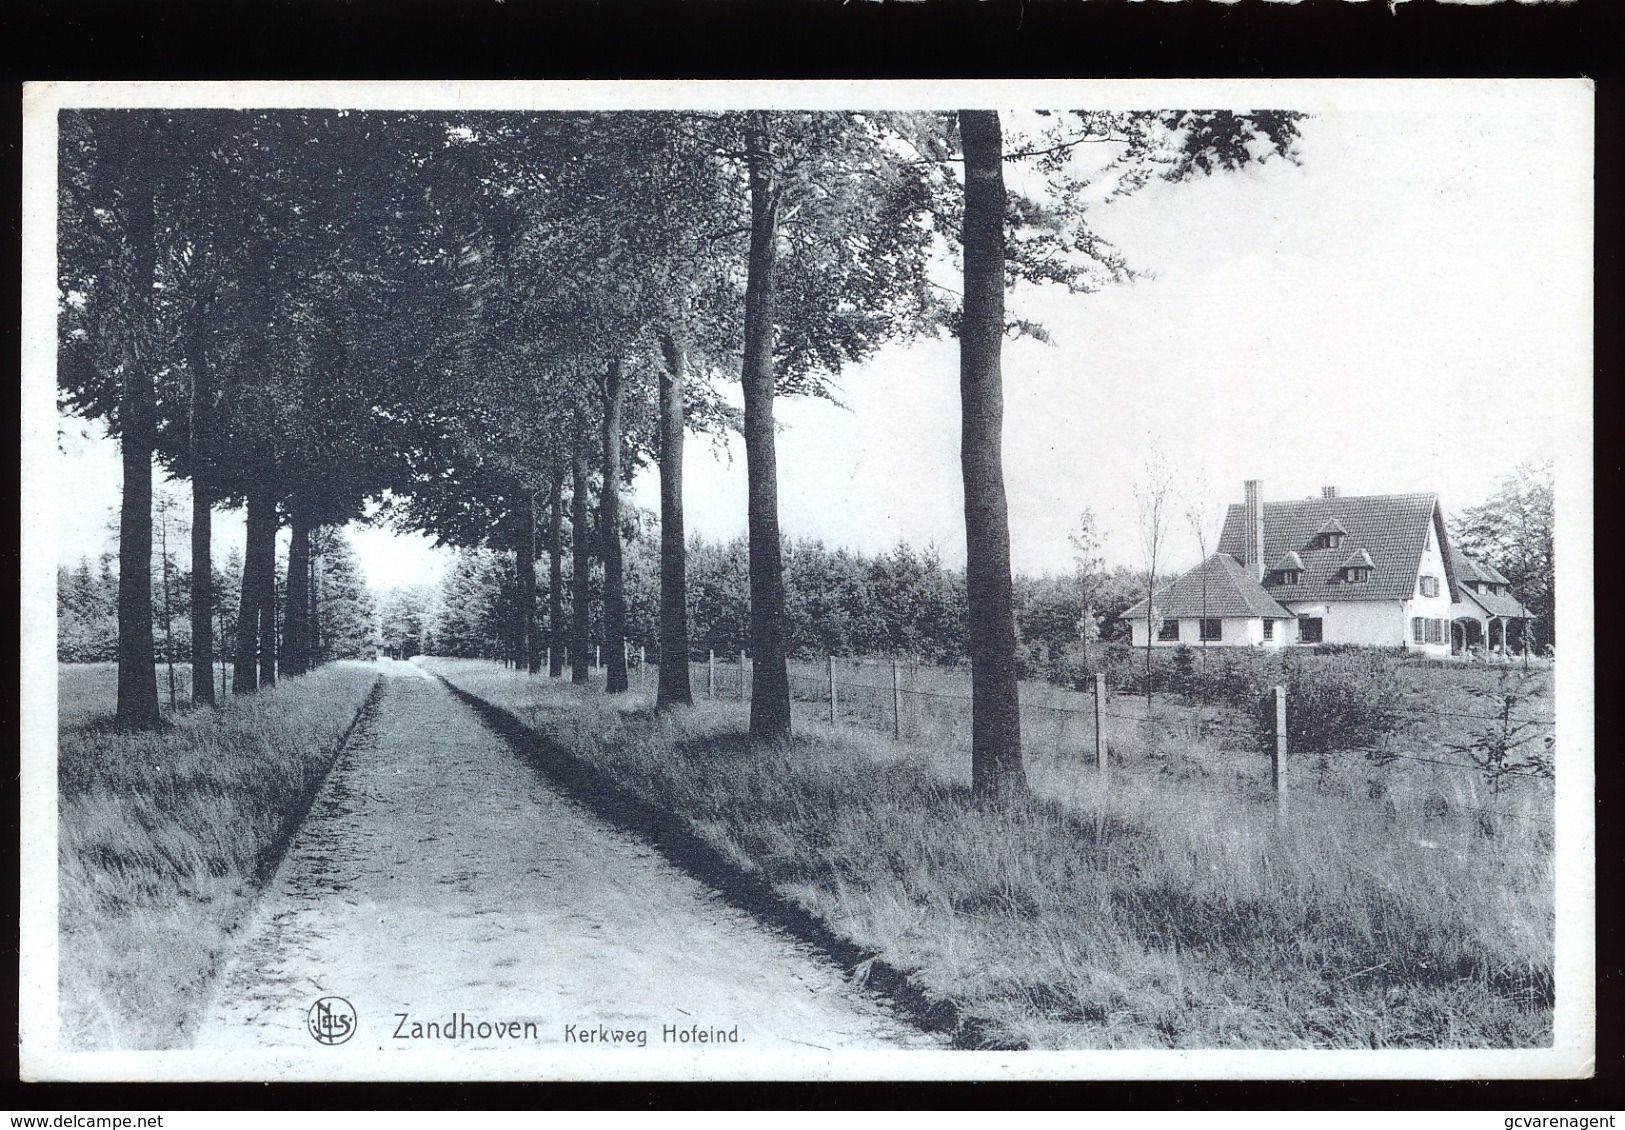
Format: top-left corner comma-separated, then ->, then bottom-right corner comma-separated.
531,644 -> 1555,829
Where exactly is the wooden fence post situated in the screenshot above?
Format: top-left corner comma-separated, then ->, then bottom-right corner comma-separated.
740,650 -> 747,700
1272,684 -> 1288,798
892,659 -> 903,740
708,649 -> 715,698
1094,673 -> 1107,773
827,655 -> 838,724
639,645 -> 646,691
544,646 -> 551,677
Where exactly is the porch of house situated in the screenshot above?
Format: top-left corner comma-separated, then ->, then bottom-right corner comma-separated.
1451,614 -> 1534,658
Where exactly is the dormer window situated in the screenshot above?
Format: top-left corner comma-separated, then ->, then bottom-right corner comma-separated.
1312,518 -> 1348,552
1338,548 -> 1375,584
1267,551 -> 1305,587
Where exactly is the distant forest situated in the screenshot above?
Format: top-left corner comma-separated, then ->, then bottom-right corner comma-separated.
58,523 -> 377,666
376,523 -> 1151,679
60,459 -> 1553,692
63,458 -> 1552,686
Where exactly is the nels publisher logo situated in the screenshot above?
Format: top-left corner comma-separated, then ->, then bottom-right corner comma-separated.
307,996 -> 357,1045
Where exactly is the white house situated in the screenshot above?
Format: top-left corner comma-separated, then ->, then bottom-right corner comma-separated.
1123,551 -> 1296,650
1125,482 -> 1534,656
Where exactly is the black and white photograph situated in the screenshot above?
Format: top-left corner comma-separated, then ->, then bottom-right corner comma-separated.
18,79 -> 1594,1082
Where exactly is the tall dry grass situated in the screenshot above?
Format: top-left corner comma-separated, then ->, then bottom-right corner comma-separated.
57,662 -> 381,1049
426,658 -> 1553,1049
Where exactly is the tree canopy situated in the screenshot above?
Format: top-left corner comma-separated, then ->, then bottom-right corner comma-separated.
58,104 -> 1308,762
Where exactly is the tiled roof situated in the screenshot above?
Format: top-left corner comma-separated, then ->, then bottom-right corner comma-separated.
1318,518 -> 1348,536
1272,551 -> 1305,572
1450,551 -> 1531,617
1122,553 -> 1296,621
1458,584 -> 1532,619
1452,550 -> 1511,587
1218,491 -> 1452,603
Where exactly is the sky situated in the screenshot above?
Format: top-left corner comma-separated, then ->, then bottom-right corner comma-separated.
46,83 -> 1592,591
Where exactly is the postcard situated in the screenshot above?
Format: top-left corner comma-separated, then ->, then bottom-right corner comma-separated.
19,78 -> 1594,1081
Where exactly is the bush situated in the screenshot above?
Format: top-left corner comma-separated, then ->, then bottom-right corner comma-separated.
1445,670 -> 1555,792
1051,645 -> 1407,758
1280,651 -> 1405,755
1192,648 -> 1277,712
1054,642 -> 1152,694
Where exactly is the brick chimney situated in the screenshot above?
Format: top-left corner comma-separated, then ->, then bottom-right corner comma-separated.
1322,486 -> 1339,499
1243,480 -> 1265,581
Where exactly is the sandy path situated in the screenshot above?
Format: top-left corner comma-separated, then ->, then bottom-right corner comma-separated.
195,660 -> 933,1054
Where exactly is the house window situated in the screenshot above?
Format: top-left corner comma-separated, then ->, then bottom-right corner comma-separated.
1268,568 -> 1301,586
1430,619 -> 1445,644
1262,619 -> 1274,640
1419,575 -> 1439,598
1413,616 -> 1426,644
1199,618 -> 1222,642
1299,617 -> 1323,644
1158,619 -> 1179,641
1317,532 -> 1344,550
1341,565 -> 1372,584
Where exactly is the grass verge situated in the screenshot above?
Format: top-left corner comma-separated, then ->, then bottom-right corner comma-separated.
57,662 -> 382,1049
425,658 -> 1553,1050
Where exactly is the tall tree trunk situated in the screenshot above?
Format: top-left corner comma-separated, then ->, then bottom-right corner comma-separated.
513,504 -> 533,673
309,539 -> 321,663
233,485 -> 274,692
257,498 -> 279,687
114,161 -> 161,730
188,492 -> 215,701
958,110 -> 1026,801
188,416 -> 215,706
741,119 -> 793,741
570,447 -> 592,685
657,328 -> 694,709
282,503 -> 311,677
600,360 -> 630,694
519,500 -> 538,674
548,469 -> 565,678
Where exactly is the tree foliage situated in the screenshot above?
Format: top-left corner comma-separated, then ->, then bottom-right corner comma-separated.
56,104 -> 1310,769
1451,461 -> 1556,648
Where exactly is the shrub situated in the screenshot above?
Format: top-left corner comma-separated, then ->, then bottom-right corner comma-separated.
1170,645 -> 1197,696
1280,651 -> 1406,755
1446,670 -> 1555,792
1047,641 -> 1102,690
1192,648 -> 1278,712
1091,643 -> 1180,697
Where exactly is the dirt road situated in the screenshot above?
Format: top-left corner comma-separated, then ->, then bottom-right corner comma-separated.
195,660 -> 933,1054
